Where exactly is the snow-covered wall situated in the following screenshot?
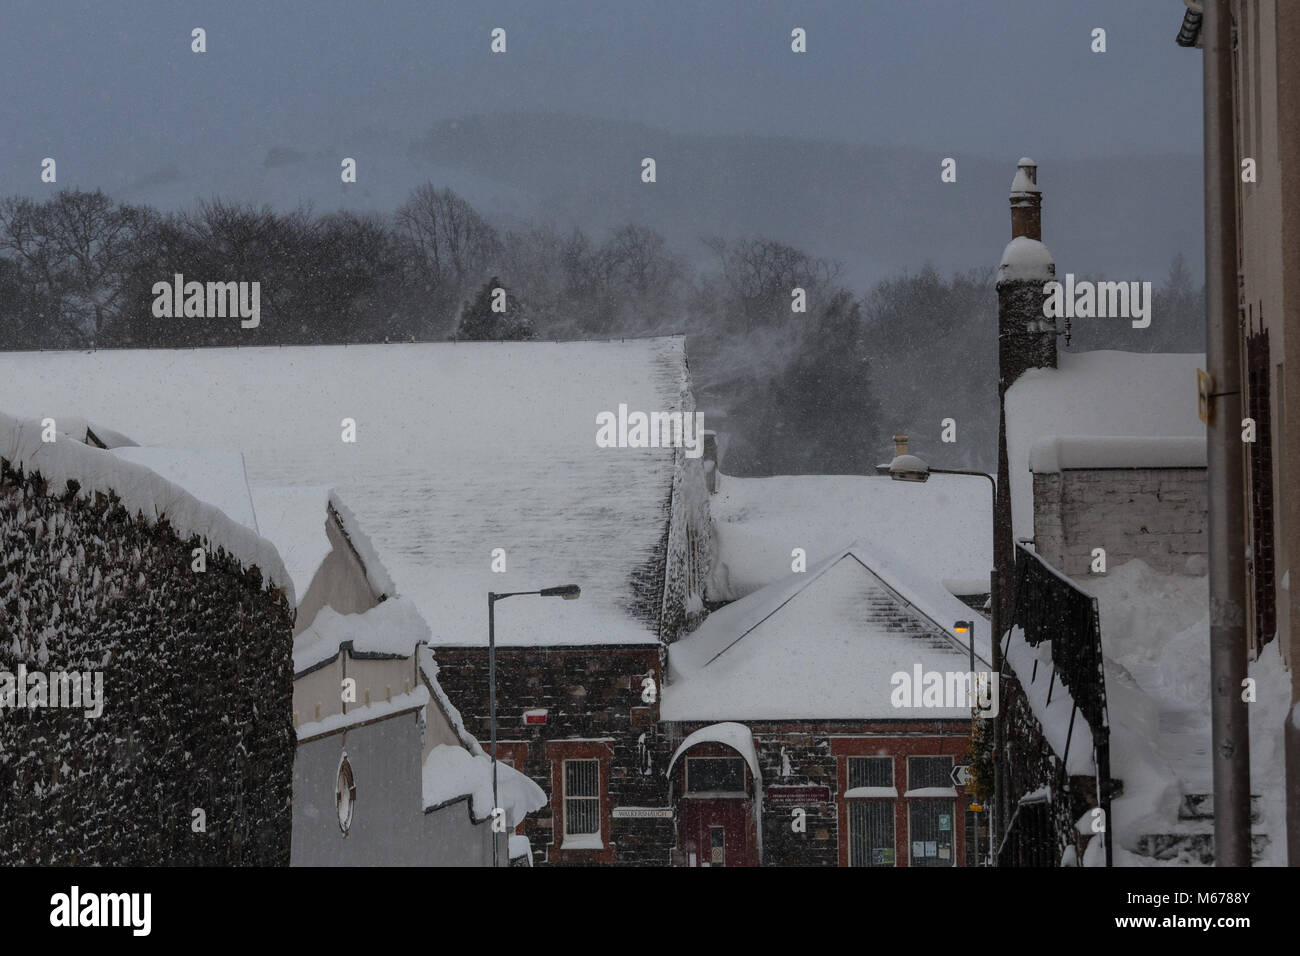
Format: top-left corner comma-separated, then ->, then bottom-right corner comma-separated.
0,450 -> 295,864
1032,468 -> 1208,578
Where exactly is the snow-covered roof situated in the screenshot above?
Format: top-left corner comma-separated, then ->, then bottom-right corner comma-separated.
326,491 -> 396,600
664,544 -> 990,721
423,743 -> 546,827
0,410 -> 292,600
248,485 -> 333,602
110,447 -> 259,532
708,472 -> 992,602
0,339 -> 693,646
295,686 -> 431,741
666,722 -> 762,784
50,415 -> 138,449
292,596 -> 430,675
1004,350 -> 1205,539
1028,435 -> 1206,473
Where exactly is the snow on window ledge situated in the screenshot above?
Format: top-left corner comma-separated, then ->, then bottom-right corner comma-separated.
903,787 -> 958,798
560,833 -> 605,851
843,786 -> 898,799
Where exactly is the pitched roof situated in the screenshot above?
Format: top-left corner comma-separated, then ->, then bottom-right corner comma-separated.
0,338 -> 692,645
110,447 -> 259,532
1004,350 -> 1205,539
663,543 -> 991,721
247,485 -> 333,602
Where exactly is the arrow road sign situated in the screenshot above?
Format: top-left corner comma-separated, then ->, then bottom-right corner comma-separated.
950,764 -> 971,787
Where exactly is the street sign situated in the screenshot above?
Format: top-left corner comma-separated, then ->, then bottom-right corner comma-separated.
612,807 -> 673,819
950,764 -> 971,788
767,785 -> 832,806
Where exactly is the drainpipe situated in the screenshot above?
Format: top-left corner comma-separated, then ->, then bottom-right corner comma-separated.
1203,0 -> 1252,867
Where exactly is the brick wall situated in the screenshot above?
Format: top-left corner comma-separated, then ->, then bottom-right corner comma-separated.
431,639 -> 977,867
666,718 -> 972,867
429,644 -> 674,866
0,462 -> 295,864
1032,467 -> 1208,577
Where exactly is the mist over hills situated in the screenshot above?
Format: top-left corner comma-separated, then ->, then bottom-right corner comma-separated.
65,111 -> 1202,291
2,111 -> 1204,476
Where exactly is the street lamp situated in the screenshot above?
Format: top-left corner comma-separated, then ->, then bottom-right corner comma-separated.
954,620 -> 975,688
488,584 -> 581,867
878,434 -> 1003,861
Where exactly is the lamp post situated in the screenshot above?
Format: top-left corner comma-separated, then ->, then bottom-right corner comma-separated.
954,619 -> 980,866
879,435 -> 1001,862
488,584 -> 580,867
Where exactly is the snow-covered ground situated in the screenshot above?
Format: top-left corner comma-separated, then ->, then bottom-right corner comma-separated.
1015,558 -> 1289,865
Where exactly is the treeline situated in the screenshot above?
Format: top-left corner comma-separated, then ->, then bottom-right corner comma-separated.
0,186 -> 1204,476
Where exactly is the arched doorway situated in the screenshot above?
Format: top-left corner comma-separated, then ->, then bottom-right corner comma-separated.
667,723 -> 762,867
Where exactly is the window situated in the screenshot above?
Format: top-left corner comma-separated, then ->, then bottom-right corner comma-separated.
563,759 -> 600,838
908,755 -> 953,791
336,753 -> 356,836
909,800 -> 955,867
848,756 -> 893,789
686,757 -> 745,794
907,756 -> 954,867
848,800 -> 895,867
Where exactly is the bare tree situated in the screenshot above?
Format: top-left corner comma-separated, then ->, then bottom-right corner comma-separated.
395,184 -> 500,290
702,236 -> 842,332
0,190 -> 155,344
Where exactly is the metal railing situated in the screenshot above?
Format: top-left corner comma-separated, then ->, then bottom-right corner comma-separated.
998,543 -> 1113,867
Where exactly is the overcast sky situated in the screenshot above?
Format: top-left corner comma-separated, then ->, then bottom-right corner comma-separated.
1,0 -> 1201,193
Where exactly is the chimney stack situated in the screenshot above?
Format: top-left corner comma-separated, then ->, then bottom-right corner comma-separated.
994,157 -> 1057,657
893,434 -> 909,458
997,158 -> 1056,380
1010,157 -> 1042,241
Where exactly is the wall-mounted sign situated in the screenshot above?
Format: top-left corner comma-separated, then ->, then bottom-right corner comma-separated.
766,785 -> 831,806
612,807 -> 674,819
523,708 -> 547,725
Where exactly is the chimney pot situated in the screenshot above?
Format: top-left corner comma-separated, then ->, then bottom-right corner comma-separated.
892,434 -> 909,457
1010,158 -> 1042,241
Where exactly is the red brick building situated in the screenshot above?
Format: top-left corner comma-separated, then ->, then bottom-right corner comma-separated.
660,546 -> 992,867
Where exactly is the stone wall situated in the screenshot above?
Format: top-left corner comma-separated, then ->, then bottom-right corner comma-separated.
0,462 -> 295,864
1032,467 -> 1208,577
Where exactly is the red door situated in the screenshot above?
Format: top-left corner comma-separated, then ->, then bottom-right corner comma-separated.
680,799 -> 754,867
